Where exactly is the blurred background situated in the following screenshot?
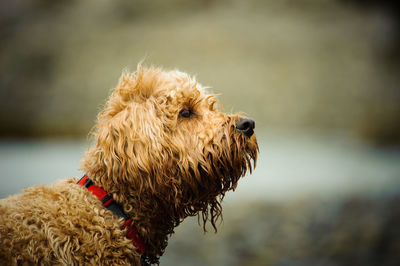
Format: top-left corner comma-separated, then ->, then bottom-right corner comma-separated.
1,0 -> 400,265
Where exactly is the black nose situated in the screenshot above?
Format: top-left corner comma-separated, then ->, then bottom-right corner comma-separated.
236,118 -> 255,137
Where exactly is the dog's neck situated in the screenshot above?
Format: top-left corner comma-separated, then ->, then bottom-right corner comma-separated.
81,147 -> 227,265
81,171 -> 179,265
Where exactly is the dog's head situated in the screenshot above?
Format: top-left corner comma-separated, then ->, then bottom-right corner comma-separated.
82,65 -> 258,231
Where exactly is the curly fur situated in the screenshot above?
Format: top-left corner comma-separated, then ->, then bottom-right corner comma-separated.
0,65 -> 258,265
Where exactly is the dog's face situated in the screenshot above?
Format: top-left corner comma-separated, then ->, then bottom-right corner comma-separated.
86,66 -> 258,230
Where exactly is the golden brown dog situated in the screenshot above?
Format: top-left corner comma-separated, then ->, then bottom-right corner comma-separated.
0,65 -> 258,265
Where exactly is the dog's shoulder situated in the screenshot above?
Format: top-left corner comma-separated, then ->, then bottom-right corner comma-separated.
0,179 -> 141,265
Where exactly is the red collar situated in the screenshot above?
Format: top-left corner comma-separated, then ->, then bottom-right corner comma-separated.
77,175 -> 146,255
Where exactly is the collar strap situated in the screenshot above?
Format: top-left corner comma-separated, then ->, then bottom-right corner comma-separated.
77,175 -> 146,255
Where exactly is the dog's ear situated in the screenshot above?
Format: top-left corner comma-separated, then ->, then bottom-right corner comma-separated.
116,65 -> 161,103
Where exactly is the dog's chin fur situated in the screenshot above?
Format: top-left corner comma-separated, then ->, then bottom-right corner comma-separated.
190,120 -> 258,230
0,65 -> 258,265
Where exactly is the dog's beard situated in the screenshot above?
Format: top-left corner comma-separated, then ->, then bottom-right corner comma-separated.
180,122 -> 258,232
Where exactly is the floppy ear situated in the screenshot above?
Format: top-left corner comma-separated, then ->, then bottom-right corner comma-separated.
81,65 -> 164,193
95,109 -> 146,184
84,104 -> 161,198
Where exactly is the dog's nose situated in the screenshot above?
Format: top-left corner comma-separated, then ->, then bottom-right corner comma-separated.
236,118 -> 255,137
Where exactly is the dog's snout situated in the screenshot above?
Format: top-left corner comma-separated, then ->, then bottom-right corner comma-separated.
236,118 -> 255,137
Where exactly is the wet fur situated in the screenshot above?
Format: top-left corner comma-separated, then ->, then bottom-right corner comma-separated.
0,65 -> 258,265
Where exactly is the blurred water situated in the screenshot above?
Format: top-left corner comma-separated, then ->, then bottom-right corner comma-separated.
227,130 -> 400,202
1,131 -> 399,200
0,139 -> 87,198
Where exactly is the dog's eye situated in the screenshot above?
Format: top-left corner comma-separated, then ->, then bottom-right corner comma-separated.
179,109 -> 194,119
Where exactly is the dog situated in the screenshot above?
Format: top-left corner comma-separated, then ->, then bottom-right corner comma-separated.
0,65 -> 258,265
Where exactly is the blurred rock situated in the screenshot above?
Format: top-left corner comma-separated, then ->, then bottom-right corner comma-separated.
162,195 -> 400,266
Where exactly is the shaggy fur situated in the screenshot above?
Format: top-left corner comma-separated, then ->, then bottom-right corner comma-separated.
0,65 -> 258,265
